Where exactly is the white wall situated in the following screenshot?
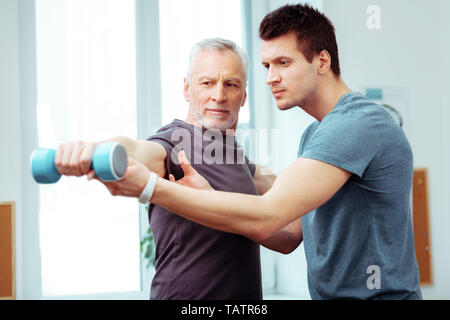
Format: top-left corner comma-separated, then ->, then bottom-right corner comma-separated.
322,0 -> 450,299
434,0 -> 450,300
1,0 -> 42,300
263,0 -> 450,300
0,2 -> 22,188
0,0 -> 23,299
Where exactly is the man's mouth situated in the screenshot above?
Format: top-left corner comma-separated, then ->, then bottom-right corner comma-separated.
272,89 -> 286,98
206,109 -> 229,116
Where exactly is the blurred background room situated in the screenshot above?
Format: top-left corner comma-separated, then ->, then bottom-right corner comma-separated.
1,0 -> 449,299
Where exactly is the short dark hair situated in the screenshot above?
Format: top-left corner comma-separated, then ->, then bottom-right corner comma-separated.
259,4 -> 341,76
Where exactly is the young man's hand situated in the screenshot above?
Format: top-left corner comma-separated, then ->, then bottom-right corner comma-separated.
88,157 -> 150,198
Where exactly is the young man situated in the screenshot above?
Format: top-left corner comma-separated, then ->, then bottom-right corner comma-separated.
55,38 -> 277,299
96,4 -> 422,299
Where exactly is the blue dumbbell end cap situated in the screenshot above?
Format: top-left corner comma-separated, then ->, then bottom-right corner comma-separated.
31,148 -> 62,184
92,142 -> 127,181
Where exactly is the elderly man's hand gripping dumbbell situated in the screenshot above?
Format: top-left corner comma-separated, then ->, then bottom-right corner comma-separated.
30,141 -> 128,184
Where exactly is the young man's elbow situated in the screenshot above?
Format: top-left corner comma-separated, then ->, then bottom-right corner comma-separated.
283,233 -> 304,254
249,222 -> 277,244
279,240 -> 302,255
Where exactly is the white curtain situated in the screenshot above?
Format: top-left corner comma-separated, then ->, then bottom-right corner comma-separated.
35,0 -> 142,297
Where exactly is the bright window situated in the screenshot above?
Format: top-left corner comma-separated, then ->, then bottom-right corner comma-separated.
36,0 -> 140,297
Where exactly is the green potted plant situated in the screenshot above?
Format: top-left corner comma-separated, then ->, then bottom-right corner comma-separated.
140,205 -> 156,268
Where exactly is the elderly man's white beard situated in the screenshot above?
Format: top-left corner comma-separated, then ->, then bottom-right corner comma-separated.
190,108 -> 238,131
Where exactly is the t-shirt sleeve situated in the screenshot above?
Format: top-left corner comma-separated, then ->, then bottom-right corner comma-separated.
301,111 -> 380,178
147,136 -> 172,158
297,121 -> 319,158
147,130 -> 183,180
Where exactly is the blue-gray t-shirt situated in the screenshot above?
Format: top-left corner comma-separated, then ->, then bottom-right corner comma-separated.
298,92 -> 422,300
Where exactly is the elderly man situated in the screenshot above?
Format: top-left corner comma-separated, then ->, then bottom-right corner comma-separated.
55,38 -> 279,300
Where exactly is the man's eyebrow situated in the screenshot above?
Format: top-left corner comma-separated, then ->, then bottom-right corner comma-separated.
225,77 -> 243,83
262,56 -> 292,65
197,75 -> 218,80
197,76 -> 242,83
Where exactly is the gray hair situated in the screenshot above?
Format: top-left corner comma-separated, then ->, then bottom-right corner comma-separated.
186,38 -> 250,84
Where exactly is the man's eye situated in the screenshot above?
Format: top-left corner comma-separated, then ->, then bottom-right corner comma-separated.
226,83 -> 238,87
201,81 -> 211,86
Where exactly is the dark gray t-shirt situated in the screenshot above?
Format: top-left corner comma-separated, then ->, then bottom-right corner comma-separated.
298,92 -> 422,299
147,119 -> 262,300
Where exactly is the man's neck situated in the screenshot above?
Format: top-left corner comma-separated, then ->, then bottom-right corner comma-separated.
184,116 -> 237,135
303,77 -> 351,122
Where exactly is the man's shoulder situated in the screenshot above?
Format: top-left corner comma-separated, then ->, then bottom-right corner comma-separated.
329,92 -> 388,121
148,119 -> 193,142
320,93 -> 396,140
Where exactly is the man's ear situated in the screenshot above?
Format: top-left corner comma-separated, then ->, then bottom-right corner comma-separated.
241,90 -> 247,107
183,78 -> 190,102
316,50 -> 331,75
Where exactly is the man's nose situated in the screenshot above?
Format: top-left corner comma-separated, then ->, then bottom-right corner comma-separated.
266,67 -> 280,86
212,85 -> 227,103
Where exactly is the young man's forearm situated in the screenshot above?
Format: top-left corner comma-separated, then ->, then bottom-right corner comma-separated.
149,157 -> 351,244
151,177 -> 281,242
259,218 -> 303,254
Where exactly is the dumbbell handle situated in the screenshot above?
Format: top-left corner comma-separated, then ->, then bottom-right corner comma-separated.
31,142 -> 128,184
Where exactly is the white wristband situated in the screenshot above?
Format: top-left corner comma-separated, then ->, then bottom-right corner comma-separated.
138,171 -> 158,204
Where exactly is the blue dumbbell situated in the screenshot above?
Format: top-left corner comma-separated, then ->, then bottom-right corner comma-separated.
30,142 -> 128,184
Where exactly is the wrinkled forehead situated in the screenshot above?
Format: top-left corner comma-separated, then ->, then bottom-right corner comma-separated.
191,49 -> 246,81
